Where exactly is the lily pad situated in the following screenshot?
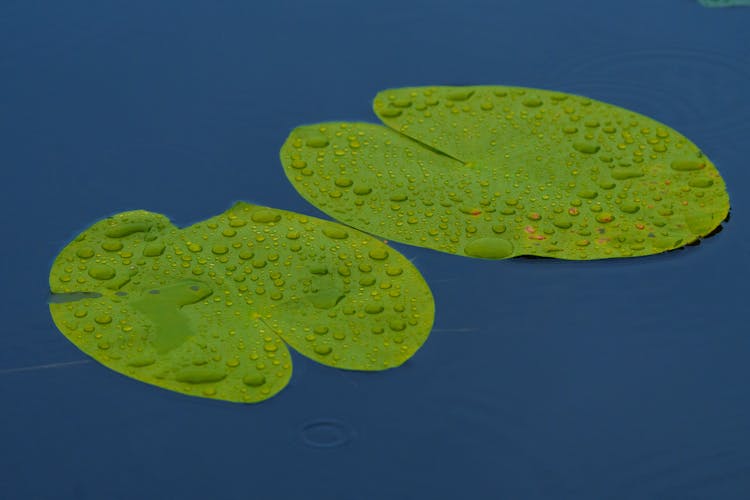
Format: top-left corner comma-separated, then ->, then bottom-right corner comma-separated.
698,0 -> 750,7
49,202 -> 434,403
281,86 -> 729,259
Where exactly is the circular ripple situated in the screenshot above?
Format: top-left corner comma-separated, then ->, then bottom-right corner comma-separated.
560,48 -> 750,139
300,419 -> 355,448
555,80 -> 698,133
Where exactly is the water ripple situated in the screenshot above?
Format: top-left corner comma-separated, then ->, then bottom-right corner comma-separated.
558,48 -> 750,140
300,419 -> 356,449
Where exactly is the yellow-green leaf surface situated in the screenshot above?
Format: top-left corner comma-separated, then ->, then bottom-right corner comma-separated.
699,0 -> 750,7
49,202 -> 434,403
281,86 -> 729,260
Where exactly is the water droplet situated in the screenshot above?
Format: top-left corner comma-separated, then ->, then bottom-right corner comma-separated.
251,210 -> 281,223
611,167 -> 644,180
88,264 -> 115,280
101,240 -> 123,252
573,142 -> 600,154
368,248 -> 389,260
306,136 -> 329,148
446,89 -> 474,101
463,238 -> 514,259
127,356 -> 155,368
365,304 -> 384,314
76,247 -> 95,259
143,242 -> 165,257
308,290 -> 345,309
619,203 -> 640,214
322,227 -> 349,239
242,373 -> 266,387
105,222 -> 150,238
389,319 -> 406,331
386,267 -> 403,276
314,345 -> 332,355
380,108 -> 402,118
175,368 -> 227,384
310,265 -> 328,276
263,343 -> 278,353
596,213 -> 615,223
671,159 -> 705,171
522,97 -> 542,108
686,213 -> 715,234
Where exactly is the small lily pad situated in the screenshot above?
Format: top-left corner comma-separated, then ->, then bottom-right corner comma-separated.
281,86 -> 729,259
698,0 -> 750,7
49,202 -> 434,403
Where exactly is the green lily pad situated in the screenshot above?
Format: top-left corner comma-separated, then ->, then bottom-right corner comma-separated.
281,86 -> 729,260
49,202 -> 434,403
698,0 -> 750,7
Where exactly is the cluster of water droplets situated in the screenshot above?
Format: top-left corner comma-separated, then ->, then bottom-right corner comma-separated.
49,203 -> 433,403
281,86 -> 728,260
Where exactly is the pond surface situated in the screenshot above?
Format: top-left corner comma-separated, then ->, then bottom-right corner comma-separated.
1,1 -> 748,498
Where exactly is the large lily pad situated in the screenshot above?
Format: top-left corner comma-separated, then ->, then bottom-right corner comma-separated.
49,202 -> 434,403
281,86 -> 729,259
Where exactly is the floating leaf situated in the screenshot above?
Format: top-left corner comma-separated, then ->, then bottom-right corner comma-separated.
281,86 -> 729,259
698,0 -> 750,7
49,202 -> 434,403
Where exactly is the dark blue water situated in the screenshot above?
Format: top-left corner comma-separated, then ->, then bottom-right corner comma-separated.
2,1 -> 749,498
